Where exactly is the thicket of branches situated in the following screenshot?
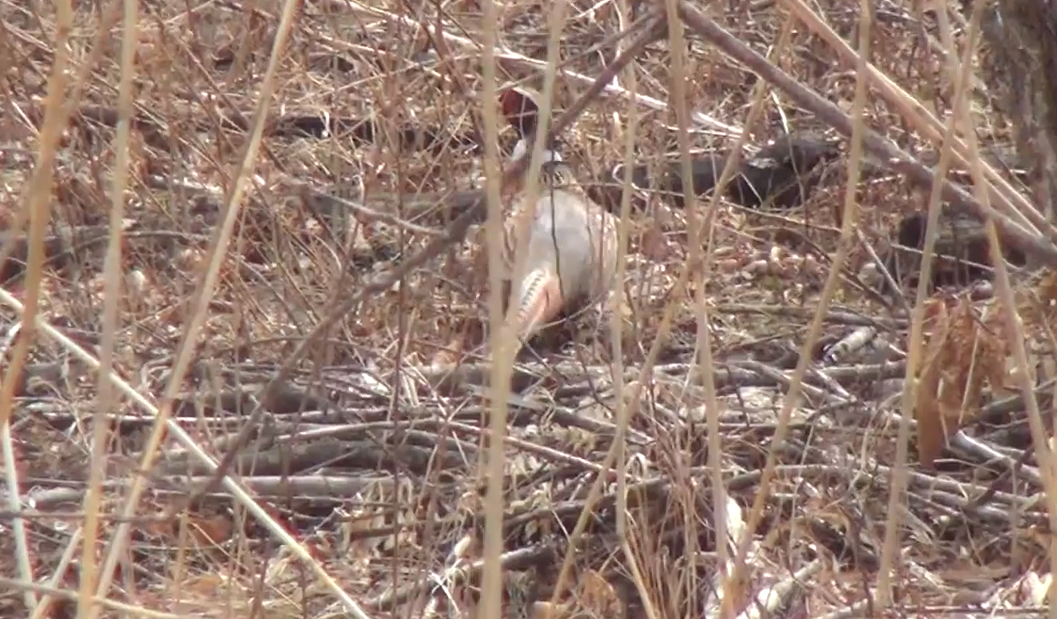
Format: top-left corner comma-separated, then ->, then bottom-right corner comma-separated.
2,0 -> 1057,618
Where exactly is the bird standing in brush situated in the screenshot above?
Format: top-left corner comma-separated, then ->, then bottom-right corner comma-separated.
494,85 -> 620,343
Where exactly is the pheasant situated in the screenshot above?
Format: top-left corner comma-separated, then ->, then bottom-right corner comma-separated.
493,85 -> 620,343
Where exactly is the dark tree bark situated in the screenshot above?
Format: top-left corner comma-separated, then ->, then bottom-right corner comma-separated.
976,1 -> 1057,224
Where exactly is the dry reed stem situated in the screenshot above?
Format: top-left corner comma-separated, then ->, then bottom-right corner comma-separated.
603,0 -> 702,613
0,0 -> 76,612
609,2 -> 651,618
0,6 -> 71,433
478,0 -> 513,616
77,0 -> 137,617
0,372 -> 34,612
877,0 -> 974,606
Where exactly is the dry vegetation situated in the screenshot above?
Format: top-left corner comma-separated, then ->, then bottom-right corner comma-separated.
2,0 -> 1057,618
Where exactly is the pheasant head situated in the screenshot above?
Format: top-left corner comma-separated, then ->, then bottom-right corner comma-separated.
498,86 -> 574,192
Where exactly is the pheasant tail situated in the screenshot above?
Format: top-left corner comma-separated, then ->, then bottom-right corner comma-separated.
514,267 -> 564,338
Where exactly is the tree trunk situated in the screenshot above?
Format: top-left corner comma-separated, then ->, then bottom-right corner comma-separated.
976,1 -> 1057,225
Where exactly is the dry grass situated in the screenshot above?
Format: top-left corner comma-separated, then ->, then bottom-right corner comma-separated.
1,0 -> 1055,618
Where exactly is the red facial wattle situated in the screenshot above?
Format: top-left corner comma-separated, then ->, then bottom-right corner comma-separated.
499,87 -> 538,138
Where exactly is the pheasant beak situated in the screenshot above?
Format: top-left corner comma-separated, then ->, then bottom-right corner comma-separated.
511,138 -> 562,165
511,137 -> 530,163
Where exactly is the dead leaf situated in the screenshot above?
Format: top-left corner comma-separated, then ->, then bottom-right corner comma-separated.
914,293 -> 1011,467
913,297 -> 950,467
